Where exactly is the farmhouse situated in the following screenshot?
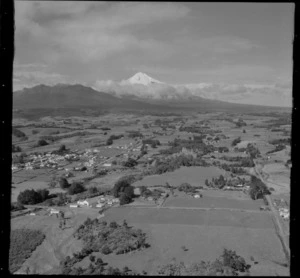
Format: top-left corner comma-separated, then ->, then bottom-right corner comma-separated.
77,200 -> 90,207
49,209 -> 60,215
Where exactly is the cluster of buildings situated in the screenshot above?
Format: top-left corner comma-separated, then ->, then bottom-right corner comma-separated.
69,195 -> 120,208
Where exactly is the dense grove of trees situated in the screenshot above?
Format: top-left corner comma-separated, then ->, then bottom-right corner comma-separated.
60,254 -> 140,275
249,176 -> 271,200
112,176 -> 135,205
151,154 -> 209,175
59,177 -> 70,189
142,139 -> 161,148
157,248 -> 251,276
127,131 -> 143,138
160,138 -> 215,155
17,189 -> 50,205
139,186 -> 164,200
122,158 -> 138,168
269,138 -> 290,146
67,182 -> 85,195
219,156 -> 255,167
12,153 -> 27,164
178,183 -> 198,194
212,161 -> 247,175
9,229 -> 45,273
205,175 -> 247,189
235,118 -> 247,128
266,144 -> 286,154
73,218 -> 149,257
11,202 -> 25,211
36,139 -> 49,147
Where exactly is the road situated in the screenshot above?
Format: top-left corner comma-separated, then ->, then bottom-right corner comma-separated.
253,161 -> 290,264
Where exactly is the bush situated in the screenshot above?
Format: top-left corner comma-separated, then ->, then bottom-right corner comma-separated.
123,158 -> 138,168
102,246 -> 112,255
88,187 -> 98,194
249,176 -> 271,200
12,127 -> 26,138
59,178 -> 70,189
231,137 -> 241,147
17,189 -> 44,205
59,144 -> 66,152
68,182 -> 85,195
112,177 -> 135,199
119,193 -> 132,205
37,139 -> 48,147
9,229 -> 45,273
106,138 -> 113,146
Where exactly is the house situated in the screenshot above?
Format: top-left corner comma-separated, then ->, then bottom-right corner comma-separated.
279,208 -> 290,220
112,198 -> 119,203
103,163 -> 112,167
134,188 -> 141,196
50,209 -> 60,215
194,194 -> 200,198
70,204 -> 78,208
77,200 -> 90,207
107,201 -> 113,205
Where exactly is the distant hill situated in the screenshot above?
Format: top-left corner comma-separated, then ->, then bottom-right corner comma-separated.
13,84 -> 290,119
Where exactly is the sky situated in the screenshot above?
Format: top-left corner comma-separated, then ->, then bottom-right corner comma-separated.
14,1 -> 294,107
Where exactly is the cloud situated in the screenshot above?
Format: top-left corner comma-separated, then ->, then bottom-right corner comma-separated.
93,77 -> 292,107
15,2 -> 190,63
13,69 -> 67,91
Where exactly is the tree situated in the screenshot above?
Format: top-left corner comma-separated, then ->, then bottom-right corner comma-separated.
249,176 -> 270,200
106,138 -> 113,146
101,246 -> 111,255
59,144 -> 66,152
36,189 -> 49,201
205,179 -> 209,187
17,189 -> 42,205
68,182 -> 85,195
37,139 -> 48,147
123,158 -> 138,168
59,178 -> 70,189
123,185 -> 134,198
119,193 -> 132,205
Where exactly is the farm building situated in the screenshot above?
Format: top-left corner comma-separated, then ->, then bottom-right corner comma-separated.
77,200 -> 90,207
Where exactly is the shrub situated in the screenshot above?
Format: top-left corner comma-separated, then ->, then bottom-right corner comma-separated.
59,178 -> 70,189
88,187 -> 98,194
12,144 -> 22,153
123,158 -> 138,168
119,193 -> 132,205
37,139 -> 48,147
59,144 -> 66,152
12,127 -> 26,138
17,189 -> 43,205
106,138 -> 113,146
68,182 -> 85,195
102,246 -> 112,255
231,137 -> 241,147
9,229 -> 45,273
249,176 -> 271,200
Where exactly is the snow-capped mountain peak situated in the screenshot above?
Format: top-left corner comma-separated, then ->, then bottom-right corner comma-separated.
127,72 -> 163,86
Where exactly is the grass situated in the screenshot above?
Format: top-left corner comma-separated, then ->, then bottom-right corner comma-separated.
9,229 -> 45,273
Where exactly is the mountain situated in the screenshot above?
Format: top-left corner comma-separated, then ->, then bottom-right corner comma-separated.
127,72 -> 163,86
13,83 -> 288,121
